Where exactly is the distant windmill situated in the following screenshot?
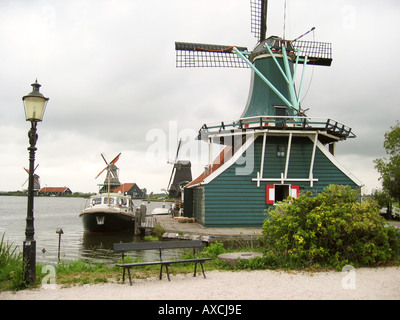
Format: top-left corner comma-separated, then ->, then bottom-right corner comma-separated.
95,153 -> 121,193
22,165 -> 40,192
167,139 -> 192,199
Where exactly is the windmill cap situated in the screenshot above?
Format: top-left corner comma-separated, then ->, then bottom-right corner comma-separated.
250,36 -> 295,61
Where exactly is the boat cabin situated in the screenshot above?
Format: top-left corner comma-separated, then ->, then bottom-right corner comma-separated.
87,193 -> 134,212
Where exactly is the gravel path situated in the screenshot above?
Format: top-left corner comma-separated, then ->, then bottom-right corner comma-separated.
1,267 -> 399,300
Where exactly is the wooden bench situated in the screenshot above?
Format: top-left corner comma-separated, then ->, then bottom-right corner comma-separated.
113,240 -> 211,285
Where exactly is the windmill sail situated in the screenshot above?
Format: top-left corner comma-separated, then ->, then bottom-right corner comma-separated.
292,40 -> 332,66
22,165 -> 40,191
175,42 -> 248,68
167,139 -> 192,198
251,0 -> 268,42
96,153 -> 122,192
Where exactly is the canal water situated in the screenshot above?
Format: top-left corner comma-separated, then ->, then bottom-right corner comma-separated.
0,196 -> 177,266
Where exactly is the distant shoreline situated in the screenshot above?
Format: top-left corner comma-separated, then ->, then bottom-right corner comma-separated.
0,192 -> 174,201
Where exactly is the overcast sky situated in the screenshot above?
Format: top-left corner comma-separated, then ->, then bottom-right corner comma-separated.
0,0 -> 398,194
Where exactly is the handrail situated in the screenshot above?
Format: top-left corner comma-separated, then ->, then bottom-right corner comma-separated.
197,115 -> 356,140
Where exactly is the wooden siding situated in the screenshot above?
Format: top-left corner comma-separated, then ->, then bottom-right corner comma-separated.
193,186 -> 206,225
193,135 -> 359,227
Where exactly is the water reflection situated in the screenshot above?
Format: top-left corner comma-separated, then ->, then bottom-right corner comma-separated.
0,196 -> 178,265
80,232 -> 187,266
80,232 -> 139,265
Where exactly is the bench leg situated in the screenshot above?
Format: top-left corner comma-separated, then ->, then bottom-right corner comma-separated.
127,268 -> 133,286
193,262 -> 206,278
121,267 -> 133,285
165,264 -> 171,281
159,264 -> 171,281
200,262 -> 206,278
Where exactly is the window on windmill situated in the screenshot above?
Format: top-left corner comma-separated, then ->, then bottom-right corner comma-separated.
274,106 -> 287,117
277,146 -> 286,158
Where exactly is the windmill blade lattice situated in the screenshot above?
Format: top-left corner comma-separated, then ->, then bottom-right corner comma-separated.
250,0 -> 268,42
292,40 -> 332,66
175,42 -> 249,68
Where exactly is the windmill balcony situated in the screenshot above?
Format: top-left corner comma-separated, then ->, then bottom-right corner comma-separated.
197,115 -> 355,145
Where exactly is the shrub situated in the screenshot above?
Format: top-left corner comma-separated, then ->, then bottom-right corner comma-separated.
259,185 -> 400,269
199,241 -> 226,260
152,223 -> 165,238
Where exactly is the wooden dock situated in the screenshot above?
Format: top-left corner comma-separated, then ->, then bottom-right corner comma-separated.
134,204 -> 156,236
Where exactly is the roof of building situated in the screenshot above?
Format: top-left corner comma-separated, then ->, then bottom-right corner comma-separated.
110,183 -> 135,193
185,146 -> 233,188
39,187 -> 70,193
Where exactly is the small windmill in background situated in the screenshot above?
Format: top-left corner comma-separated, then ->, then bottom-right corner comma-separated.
167,139 -> 192,199
22,165 -> 40,193
95,153 -> 122,193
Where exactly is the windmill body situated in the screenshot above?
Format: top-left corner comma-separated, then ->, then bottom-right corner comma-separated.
167,139 -> 193,199
22,166 -> 40,194
168,160 -> 192,199
242,37 -> 297,118
177,0 -> 362,227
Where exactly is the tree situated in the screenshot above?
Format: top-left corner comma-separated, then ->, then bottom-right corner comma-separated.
374,121 -> 400,202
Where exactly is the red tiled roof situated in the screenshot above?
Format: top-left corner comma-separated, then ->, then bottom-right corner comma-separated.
39,187 -> 69,193
185,146 -> 233,188
110,183 -> 135,193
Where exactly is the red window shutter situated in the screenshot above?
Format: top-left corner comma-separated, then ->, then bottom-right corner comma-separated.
291,185 -> 300,198
266,185 -> 275,204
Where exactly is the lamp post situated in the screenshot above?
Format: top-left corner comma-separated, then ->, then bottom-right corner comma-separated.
22,80 -> 49,284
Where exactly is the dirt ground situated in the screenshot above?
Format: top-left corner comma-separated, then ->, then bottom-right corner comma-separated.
1,267 -> 399,300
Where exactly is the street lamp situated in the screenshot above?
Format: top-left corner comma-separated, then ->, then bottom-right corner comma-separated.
22,80 -> 49,284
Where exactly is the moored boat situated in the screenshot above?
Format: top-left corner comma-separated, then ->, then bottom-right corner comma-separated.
79,152 -> 146,234
79,192 -> 136,234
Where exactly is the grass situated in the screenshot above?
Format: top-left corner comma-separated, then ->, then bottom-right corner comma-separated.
1,235 -> 398,292
0,234 -> 25,291
0,238 -> 263,291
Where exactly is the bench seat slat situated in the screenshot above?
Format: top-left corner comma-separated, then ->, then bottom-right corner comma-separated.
113,240 -> 204,252
117,258 -> 211,268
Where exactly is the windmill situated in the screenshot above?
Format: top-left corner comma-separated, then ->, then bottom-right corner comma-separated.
95,153 -> 121,193
175,0 -> 332,119
167,139 -> 192,199
175,1 -> 359,227
22,165 -> 40,192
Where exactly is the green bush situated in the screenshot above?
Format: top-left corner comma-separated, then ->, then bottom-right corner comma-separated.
152,223 -> 165,238
199,241 -> 226,260
259,185 -> 400,269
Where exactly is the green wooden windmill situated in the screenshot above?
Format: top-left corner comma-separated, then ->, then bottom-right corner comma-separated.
176,0 -> 362,227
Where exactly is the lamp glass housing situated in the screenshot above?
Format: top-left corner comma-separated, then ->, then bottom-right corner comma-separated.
22,81 -> 49,122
